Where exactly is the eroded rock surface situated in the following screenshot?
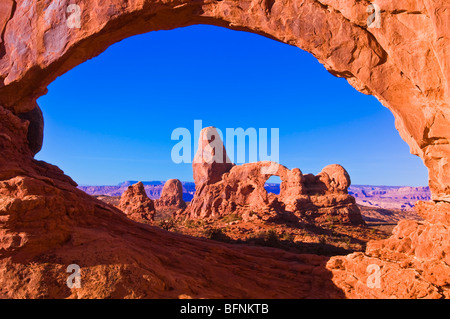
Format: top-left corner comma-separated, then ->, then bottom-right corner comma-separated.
0,0 -> 448,299
118,182 -> 156,221
155,179 -> 186,209
186,128 -> 365,226
0,0 -> 447,202
193,126 -> 234,188
328,201 -> 450,299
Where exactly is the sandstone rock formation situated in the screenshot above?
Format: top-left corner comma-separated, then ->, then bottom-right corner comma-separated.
155,179 -> 186,209
186,128 -> 365,225
0,0 -> 447,202
317,164 -> 351,194
193,127 -> 234,188
118,182 -> 156,221
80,183 -> 432,213
328,201 -> 450,298
0,0 -> 448,299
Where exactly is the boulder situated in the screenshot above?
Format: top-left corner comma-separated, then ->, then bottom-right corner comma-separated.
317,164 -> 351,194
17,103 -> 44,156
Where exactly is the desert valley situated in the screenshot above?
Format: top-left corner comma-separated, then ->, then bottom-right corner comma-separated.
81,181 -> 429,254
79,127 -> 428,259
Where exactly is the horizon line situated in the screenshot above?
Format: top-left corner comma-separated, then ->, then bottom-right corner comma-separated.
77,180 -> 430,188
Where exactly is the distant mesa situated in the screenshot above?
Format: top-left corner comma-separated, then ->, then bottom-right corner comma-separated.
119,181 -> 165,187
348,185 -> 431,210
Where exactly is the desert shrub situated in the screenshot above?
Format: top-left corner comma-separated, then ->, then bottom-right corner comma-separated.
184,219 -> 196,229
196,219 -> 206,227
265,229 -> 279,245
158,218 -> 176,231
281,232 -> 294,242
247,229 -> 299,248
319,235 -> 327,245
204,227 -> 227,241
250,229 -> 281,247
325,215 -> 339,224
221,213 -> 242,224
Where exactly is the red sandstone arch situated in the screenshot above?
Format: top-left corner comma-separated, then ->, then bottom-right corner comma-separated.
0,0 -> 448,202
0,0 -> 448,298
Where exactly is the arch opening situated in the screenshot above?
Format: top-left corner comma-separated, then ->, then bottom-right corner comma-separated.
264,176 -> 281,196
36,25 -> 428,195
0,0 -> 447,299
1,0 -> 447,203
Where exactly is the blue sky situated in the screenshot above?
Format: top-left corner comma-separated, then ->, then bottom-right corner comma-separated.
36,25 -> 428,186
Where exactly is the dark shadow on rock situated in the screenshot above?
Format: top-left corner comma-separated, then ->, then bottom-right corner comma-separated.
4,193 -> 346,298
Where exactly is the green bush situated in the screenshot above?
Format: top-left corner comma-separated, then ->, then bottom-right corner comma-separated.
184,219 -> 196,229
204,227 -> 226,241
158,218 -> 176,231
281,232 -> 294,242
265,229 -> 279,245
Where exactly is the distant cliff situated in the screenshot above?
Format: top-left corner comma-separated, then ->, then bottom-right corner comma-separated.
78,182 -> 431,211
348,185 -> 431,210
79,181 -> 196,202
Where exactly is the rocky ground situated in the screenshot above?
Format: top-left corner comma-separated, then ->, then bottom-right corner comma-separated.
158,210 -> 388,257
93,194 -> 413,256
1,0 -> 448,299
91,184 -> 425,257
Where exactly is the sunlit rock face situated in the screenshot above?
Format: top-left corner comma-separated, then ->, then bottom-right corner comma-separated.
186,127 -> 365,225
155,179 -> 186,209
0,0 -> 448,202
0,0 -> 447,298
118,182 -> 156,221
